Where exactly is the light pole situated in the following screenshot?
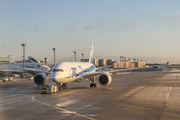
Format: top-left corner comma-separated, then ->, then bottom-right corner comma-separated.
121,56 -> 123,68
81,53 -> 84,62
133,58 -> 136,68
52,48 -> 56,65
120,56 -> 121,69
7,55 -> 11,64
74,51 -> 76,62
21,43 -> 26,68
124,57 -> 126,68
141,60 -> 142,67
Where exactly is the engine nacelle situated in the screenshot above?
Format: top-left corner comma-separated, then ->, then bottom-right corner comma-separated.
34,73 -> 48,86
98,72 -> 112,86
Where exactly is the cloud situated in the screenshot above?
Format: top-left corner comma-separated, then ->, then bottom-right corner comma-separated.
6,27 -> 16,31
113,21 -> 138,31
83,25 -> 93,29
83,19 -> 107,30
32,25 -> 39,30
124,21 -> 138,29
29,22 -> 42,30
97,31 -> 102,35
93,20 -> 107,26
69,25 -> 75,30
29,25 -> 39,30
162,15 -> 180,22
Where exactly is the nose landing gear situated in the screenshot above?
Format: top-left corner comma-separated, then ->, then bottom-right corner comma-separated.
56,83 -> 68,91
62,83 -> 68,88
56,83 -> 63,91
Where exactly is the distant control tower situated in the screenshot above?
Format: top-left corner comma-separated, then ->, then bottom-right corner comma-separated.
45,57 -> 48,66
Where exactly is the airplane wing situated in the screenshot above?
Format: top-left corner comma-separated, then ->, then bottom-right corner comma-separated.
14,67 -> 51,74
82,67 -> 142,78
0,67 -> 50,77
0,69 -> 23,76
0,69 -> 22,73
82,72 -> 102,78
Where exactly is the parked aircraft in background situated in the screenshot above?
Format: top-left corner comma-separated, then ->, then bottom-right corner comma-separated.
0,57 -> 50,77
153,62 -> 169,69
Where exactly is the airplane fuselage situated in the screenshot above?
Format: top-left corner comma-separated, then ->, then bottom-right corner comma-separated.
51,62 -> 96,83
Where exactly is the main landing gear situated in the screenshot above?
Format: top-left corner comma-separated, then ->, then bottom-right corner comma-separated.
90,83 -> 97,87
56,83 -> 67,91
89,76 -> 97,87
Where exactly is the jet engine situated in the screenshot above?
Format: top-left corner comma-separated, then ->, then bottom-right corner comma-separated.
98,72 -> 112,86
34,73 -> 48,86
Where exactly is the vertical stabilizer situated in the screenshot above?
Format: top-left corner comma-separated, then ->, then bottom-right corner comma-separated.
28,56 -> 38,63
89,40 -> 95,63
89,39 -> 95,63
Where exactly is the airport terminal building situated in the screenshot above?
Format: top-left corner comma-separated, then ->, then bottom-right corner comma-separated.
81,59 -> 145,68
0,56 -> 11,64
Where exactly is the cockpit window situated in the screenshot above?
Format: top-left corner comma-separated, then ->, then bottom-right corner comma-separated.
52,69 -> 63,72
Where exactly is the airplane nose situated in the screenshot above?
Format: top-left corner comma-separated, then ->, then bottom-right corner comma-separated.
51,73 -> 59,82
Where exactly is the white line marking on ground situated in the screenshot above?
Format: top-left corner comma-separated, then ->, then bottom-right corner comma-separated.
166,86 -> 173,101
147,87 -> 159,99
32,95 -> 96,120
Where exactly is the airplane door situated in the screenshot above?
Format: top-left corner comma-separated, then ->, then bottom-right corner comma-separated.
71,68 -> 77,77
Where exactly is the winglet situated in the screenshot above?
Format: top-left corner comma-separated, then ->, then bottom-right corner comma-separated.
89,39 -> 95,63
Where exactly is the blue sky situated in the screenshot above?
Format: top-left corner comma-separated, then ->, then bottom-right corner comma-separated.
1,0 -> 180,63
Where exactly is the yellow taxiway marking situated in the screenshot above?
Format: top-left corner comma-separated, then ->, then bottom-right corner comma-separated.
32,95 -> 96,120
0,96 -> 30,103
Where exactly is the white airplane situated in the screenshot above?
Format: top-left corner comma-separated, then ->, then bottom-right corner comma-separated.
153,62 -> 169,69
0,57 -> 50,77
24,40 -> 142,90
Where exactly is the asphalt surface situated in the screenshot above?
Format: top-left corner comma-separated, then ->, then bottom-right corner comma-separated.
0,72 -> 180,120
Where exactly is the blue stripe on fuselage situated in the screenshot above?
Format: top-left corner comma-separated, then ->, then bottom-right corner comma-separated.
76,65 -> 95,77
66,65 -> 95,78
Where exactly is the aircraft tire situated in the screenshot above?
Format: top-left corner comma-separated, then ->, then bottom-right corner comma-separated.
90,83 -> 93,87
59,87 -> 63,91
94,83 -> 97,87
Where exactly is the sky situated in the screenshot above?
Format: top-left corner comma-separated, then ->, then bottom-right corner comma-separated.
1,0 -> 180,64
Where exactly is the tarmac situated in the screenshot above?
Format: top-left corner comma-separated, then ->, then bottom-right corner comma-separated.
0,72 -> 180,120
